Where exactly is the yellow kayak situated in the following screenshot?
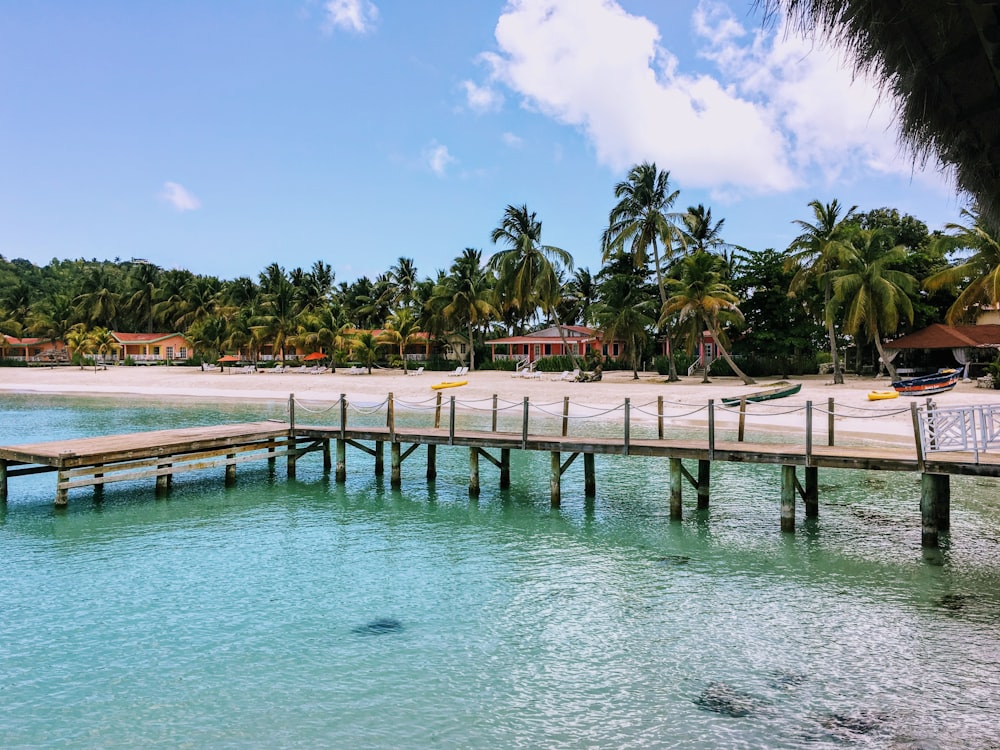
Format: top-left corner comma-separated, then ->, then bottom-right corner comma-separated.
431,380 -> 467,390
868,390 -> 899,401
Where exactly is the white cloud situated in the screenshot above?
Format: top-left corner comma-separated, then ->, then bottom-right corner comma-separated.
502,131 -> 523,148
424,142 -> 456,176
323,0 -> 379,34
159,182 -> 201,212
461,80 -> 504,113
483,0 -> 948,200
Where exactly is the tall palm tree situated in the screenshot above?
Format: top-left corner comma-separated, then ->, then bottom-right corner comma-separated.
829,228 -> 916,381
593,260 -> 656,380
389,257 -> 419,311
663,251 -> 756,385
924,207 -> 1000,323
65,325 -> 92,367
379,308 -> 422,372
786,199 -> 859,384
602,162 -> 684,379
489,203 -> 576,364
89,327 -> 118,367
434,249 -> 497,371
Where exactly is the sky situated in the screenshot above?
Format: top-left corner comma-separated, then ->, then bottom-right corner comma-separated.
0,0 -> 969,284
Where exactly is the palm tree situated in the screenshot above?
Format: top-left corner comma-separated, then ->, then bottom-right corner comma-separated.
602,162 -> 684,379
786,199 -> 859,384
593,260 -> 656,379
828,228 -> 916,381
65,325 -> 92,367
389,257 -> 419,310
124,261 -> 163,333
489,203 -> 576,364
89,327 -> 118,368
663,251 -> 756,385
924,208 -> 1000,323
351,331 -> 382,374
433,249 -> 497,371
379,308 -> 422,372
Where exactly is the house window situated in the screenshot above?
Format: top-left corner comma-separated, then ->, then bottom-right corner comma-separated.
153,346 -> 161,357
166,346 -> 174,360
612,343 -> 620,357
460,343 -> 467,354
544,344 -> 551,355
602,344 -> 608,356
179,347 -> 187,359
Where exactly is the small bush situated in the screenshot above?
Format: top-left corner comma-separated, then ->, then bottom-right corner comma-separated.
0,358 -> 28,367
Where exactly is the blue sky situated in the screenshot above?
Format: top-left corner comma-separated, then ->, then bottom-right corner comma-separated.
0,0 -> 966,283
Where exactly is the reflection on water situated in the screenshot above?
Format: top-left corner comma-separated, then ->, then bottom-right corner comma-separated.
2,394 -> 1000,748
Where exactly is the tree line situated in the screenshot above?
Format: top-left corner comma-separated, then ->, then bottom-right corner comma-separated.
3,161 -> 999,379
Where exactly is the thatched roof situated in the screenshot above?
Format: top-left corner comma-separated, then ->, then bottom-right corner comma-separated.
763,1 -> 1000,226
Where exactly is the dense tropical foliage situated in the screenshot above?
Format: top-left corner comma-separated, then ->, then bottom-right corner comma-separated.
2,161 -> 994,379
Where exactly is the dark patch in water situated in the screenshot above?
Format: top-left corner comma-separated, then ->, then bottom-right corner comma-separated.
938,593 -> 972,612
352,617 -> 403,636
693,681 -> 760,718
818,709 -> 890,737
654,555 -> 691,566
766,669 -> 808,690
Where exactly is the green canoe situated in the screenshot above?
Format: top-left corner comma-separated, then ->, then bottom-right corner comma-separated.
720,382 -> 802,406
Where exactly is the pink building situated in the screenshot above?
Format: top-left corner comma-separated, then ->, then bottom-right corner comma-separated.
112,332 -> 191,363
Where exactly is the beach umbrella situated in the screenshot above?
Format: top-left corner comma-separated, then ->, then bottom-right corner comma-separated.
218,355 -> 240,363
303,351 -> 327,361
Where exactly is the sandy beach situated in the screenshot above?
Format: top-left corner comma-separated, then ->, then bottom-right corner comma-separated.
3,364 -> 999,445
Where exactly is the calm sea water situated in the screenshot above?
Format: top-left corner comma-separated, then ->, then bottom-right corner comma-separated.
2,393 -> 1000,749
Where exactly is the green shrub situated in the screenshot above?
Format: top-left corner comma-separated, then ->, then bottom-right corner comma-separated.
533,355 -> 577,372
478,358 -> 517,371
0,358 -> 28,367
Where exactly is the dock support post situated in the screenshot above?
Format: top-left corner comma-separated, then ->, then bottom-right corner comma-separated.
562,397 -> 570,437
225,454 -> 237,486
322,439 -> 332,471
434,392 -> 442,429
670,458 -> 682,520
93,463 -> 104,499
426,444 -> 437,481
657,396 -> 664,439
492,394 -> 498,432
738,398 -> 747,442
288,393 -> 297,478
287,440 -> 297,479
55,468 -> 68,506
375,441 -> 384,476
937,474 -> 951,532
156,464 -> 171,495
391,442 -> 401,489
921,473 -> 949,547
449,396 -> 456,445
336,439 -> 346,483
696,459 -> 710,510
500,448 -> 510,489
0,458 -> 7,501
550,451 -> 561,507
583,452 -> 595,497
469,448 -> 480,497
828,398 -> 835,446
781,465 -> 796,532
804,466 -> 819,518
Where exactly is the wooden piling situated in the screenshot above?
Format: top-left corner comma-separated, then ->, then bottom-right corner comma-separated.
624,398 -> 631,455
920,473 -> 949,548
336,439 -> 346,483
339,394 -> 347,439
500,448 -> 510,489
434,392 -> 442,429
911,402 -> 925,472
492,394 -> 498,432
286,438 -> 297,478
522,397 -> 529,449
550,451 -> 561,507
584,452 -> 595,496
155,463 -> 171,495
375,441 -> 384,476
387,392 -> 395,441
670,457 -> 682,520
426,444 -> 437,481
738,398 -> 747,442
449,396 -> 456,445
0,458 -> 7,501
391,442 -> 401,489
708,400 -> 715,460
562,397 -> 570,437
697,459 -> 710,510
781,465 -> 796,532
827,397 -> 835,446
804,466 -> 818,518
93,463 -> 104,498
469,448 -> 480,497
225,454 -> 237,486
322,439 -> 332,471
55,467 -> 68,506
805,400 -> 813,466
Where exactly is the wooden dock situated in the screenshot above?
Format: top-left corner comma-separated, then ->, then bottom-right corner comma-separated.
2,392 -> 999,549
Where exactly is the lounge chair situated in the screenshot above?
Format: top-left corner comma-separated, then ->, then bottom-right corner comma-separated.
448,366 -> 468,378
409,366 -> 425,376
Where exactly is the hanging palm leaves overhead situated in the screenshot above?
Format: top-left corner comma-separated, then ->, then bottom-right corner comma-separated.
763,0 -> 1000,230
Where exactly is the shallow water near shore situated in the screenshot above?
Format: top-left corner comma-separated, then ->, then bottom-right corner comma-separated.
3,394 -> 1000,749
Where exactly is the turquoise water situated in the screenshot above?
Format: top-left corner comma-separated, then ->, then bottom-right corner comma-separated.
2,394 -> 1000,749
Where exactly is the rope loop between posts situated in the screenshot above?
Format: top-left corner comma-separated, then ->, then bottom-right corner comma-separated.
715,402 -> 808,416
347,398 -> 389,415
631,403 -> 709,419
531,402 -> 626,419
291,398 -> 341,414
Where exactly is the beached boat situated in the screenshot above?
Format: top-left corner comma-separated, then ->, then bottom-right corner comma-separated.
721,382 -> 802,406
431,380 -> 467,390
891,368 -> 959,396
867,390 -> 899,401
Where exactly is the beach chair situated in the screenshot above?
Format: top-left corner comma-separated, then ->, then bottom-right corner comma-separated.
448,366 -> 468,378
409,366 -> 425,376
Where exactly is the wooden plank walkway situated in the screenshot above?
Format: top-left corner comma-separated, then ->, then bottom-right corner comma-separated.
3,415 -> 998,548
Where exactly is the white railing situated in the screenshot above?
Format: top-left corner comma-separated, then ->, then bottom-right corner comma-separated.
918,403 -> 1000,461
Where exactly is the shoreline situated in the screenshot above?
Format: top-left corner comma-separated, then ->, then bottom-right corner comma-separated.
3,365 -> 999,446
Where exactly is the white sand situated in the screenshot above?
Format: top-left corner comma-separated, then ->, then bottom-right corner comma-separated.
2,365 -> 998,446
